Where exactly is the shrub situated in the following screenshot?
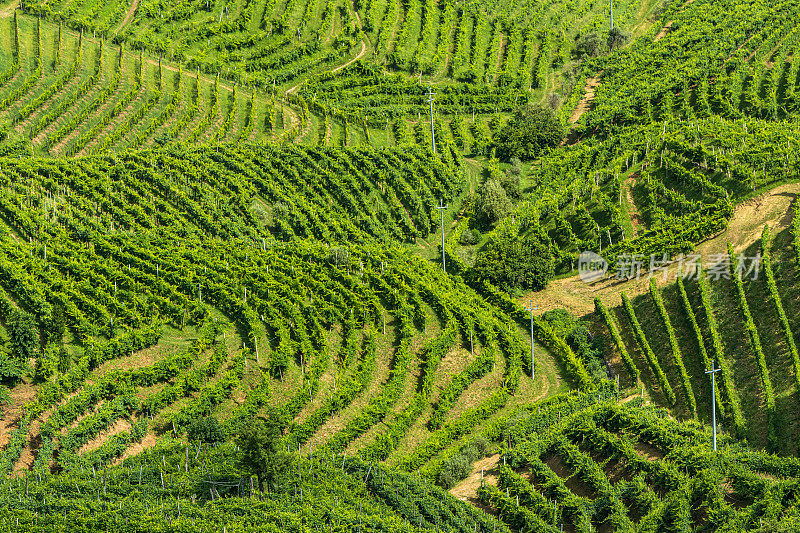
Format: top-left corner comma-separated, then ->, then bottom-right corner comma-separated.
187,416 -> 226,445
474,226 -> 554,291
476,179 -> 512,226
607,27 -> 630,50
436,454 -> 471,488
472,436 -> 490,456
494,104 -> 563,162
459,228 -> 481,245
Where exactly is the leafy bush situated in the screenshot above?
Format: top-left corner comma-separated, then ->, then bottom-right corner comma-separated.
500,173 -> 521,201
621,292 -> 676,405
607,27 -> 630,50
574,31 -> 603,58
494,104 -> 563,162
187,416 -> 226,445
436,454 -> 471,488
476,179 -> 513,226
474,226 -> 553,291
459,228 -> 481,245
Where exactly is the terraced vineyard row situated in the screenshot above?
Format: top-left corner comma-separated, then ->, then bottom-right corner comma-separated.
0,435 -> 513,531
0,15 -> 304,154
479,399 -> 800,531
0,13 -> 536,158
0,144 -> 582,478
591,212 -> 800,455
495,116 -> 800,277
584,0 -> 800,133
25,0 -> 648,94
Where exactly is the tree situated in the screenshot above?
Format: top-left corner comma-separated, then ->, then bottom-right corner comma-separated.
607,27 -> 630,50
574,31 -> 603,58
474,226 -> 554,291
476,180 -> 512,227
494,104 -> 563,162
187,416 -> 226,445
56,346 -> 71,374
236,412 -> 294,492
10,310 -> 38,362
500,173 -> 521,201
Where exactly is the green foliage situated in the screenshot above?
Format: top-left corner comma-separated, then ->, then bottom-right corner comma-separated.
573,31 -> 603,58
595,297 -> 639,384
494,104 -> 563,162
697,266 -> 745,437
186,416 -> 226,445
649,279 -> 697,418
543,309 -> 606,381
676,276 -> 723,416
10,310 -> 38,362
481,282 -> 592,389
500,172 -> 522,201
0,386 -> 9,416
474,226 -> 554,291
476,179 -> 513,226
621,291 -> 676,406
236,413 -> 295,492
458,227 -> 482,245
435,437 -> 491,488
34,345 -> 56,383
728,242 -> 776,451
437,454 -> 470,488
607,27 -> 629,50
0,310 -> 36,383
761,225 -> 800,400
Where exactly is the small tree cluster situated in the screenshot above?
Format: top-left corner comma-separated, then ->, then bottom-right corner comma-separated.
236,410 -> 295,492
494,104 -> 563,162
436,437 -> 490,488
473,226 -> 554,291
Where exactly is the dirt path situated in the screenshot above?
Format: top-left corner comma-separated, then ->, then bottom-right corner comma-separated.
111,433 -> 156,466
569,75 -> 601,125
519,182 -> 800,317
115,0 -> 140,36
653,20 -> 674,41
623,174 -> 643,237
449,453 -> 500,503
492,33 -> 505,83
332,40 -> 366,74
654,0 -> 697,42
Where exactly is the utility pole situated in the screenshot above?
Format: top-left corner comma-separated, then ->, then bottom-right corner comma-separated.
524,300 -> 538,380
610,0 -> 614,30
705,360 -> 721,451
435,199 -> 447,273
426,87 -> 436,153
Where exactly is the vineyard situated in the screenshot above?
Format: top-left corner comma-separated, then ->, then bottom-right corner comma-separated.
2,0 -> 800,527
479,399 -> 800,531
584,214 -> 800,458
